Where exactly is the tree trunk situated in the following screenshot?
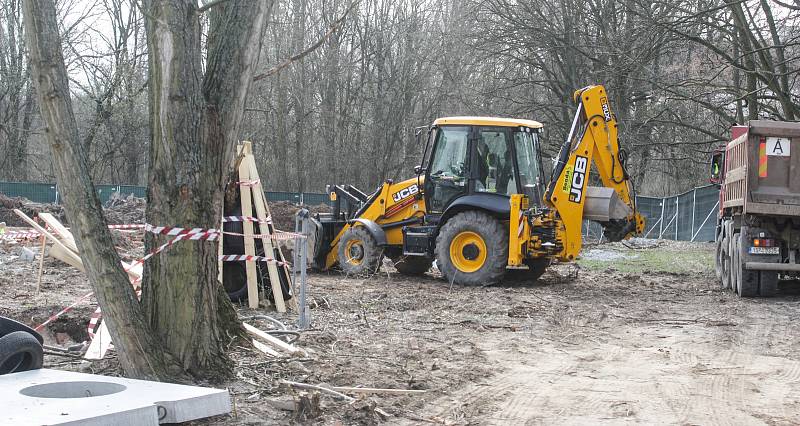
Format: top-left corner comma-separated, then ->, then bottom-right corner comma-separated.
22,0 -> 179,380
141,0 -> 271,381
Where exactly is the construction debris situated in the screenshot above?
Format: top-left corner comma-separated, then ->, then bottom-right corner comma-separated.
103,193 -> 145,225
0,193 -> 65,227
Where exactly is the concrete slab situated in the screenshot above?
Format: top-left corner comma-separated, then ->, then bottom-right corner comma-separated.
0,368 -> 231,425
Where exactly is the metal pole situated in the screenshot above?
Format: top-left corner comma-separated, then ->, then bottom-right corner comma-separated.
691,188 -> 697,241
659,198 -> 665,238
675,197 -> 679,240
299,214 -> 309,329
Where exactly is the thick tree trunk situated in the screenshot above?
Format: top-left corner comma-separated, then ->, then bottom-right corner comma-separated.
22,0 -> 180,380
141,0 -> 271,380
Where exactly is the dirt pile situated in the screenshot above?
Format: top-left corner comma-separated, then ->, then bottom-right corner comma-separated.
103,193 -> 145,224
270,201 -> 330,231
0,193 -> 66,226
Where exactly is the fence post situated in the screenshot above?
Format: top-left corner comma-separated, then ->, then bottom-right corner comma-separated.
675,196 -> 679,240
691,188 -> 697,240
659,198 -> 665,239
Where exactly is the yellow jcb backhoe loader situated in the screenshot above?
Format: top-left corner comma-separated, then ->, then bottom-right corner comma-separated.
308,84 -> 645,285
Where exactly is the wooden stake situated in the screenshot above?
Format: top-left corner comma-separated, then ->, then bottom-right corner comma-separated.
36,233 -> 46,293
245,153 -> 289,312
238,143 -> 260,309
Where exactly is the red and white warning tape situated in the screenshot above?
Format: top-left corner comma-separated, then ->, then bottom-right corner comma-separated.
222,215 -> 272,224
236,179 -> 260,187
35,291 -> 94,332
0,231 -> 41,241
107,224 -> 146,230
219,254 -> 289,266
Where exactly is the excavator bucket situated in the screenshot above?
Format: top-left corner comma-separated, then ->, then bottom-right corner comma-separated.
583,186 -> 637,242
582,186 -> 632,222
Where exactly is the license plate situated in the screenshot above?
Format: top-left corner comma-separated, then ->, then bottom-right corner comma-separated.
749,246 -> 779,255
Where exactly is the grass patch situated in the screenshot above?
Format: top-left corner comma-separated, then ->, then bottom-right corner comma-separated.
576,245 -> 715,274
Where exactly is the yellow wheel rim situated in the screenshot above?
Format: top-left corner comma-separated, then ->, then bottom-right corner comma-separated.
344,238 -> 364,265
449,231 -> 487,273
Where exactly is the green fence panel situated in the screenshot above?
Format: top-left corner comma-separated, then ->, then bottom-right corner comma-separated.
0,182 -> 58,203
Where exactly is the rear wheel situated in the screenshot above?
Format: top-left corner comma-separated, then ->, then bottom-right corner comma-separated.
338,226 -> 382,276
721,234 -> 732,290
736,232 -> 758,297
436,211 -> 508,286
714,229 -> 724,281
392,256 -> 432,276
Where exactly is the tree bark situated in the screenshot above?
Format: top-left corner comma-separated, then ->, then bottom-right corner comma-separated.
141,0 -> 271,380
22,0 -> 180,380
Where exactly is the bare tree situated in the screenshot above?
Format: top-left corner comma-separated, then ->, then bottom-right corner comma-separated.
23,0 -> 271,381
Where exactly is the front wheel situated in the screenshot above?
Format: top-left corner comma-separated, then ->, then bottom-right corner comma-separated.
436,211 -> 508,286
338,226 -> 382,276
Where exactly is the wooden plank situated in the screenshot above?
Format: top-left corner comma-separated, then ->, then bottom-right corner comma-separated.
14,210 -> 82,266
245,153 -> 288,312
252,339 -> 280,357
84,320 -> 113,360
238,144 -> 260,309
242,322 -> 304,355
49,243 -> 84,271
38,212 -> 77,252
36,235 -> 47,293
330,386 -> 428,395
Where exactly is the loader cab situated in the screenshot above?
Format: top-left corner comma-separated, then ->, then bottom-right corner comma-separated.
420,117 -> 546,214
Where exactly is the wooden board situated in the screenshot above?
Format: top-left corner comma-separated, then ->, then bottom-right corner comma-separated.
238,144 -> 261,309
84,320 -> 113,360
38,213 -> 77,252
243,322 -> 305,355
245,153 -> 289,312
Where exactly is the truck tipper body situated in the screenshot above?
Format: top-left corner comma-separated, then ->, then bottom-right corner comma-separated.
712,120 -> 800,297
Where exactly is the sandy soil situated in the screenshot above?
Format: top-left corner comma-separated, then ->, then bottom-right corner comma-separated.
2,237 -> 800,425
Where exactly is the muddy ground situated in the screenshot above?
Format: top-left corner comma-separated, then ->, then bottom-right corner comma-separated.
2,236 -> 800,425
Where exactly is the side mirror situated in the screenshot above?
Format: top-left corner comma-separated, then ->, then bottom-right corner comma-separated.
709,152 -> 723,184
414,165 -> 425,175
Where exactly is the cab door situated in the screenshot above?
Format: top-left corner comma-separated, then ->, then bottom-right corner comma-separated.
424,126 -> 472,213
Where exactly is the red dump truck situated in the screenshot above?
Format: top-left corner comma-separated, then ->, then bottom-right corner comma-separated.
712,120 -> 800,297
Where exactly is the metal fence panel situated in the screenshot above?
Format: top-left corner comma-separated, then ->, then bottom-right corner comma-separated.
0,182 -> 58,203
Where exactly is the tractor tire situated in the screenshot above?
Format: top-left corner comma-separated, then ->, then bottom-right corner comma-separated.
759,271 -> 779,297
0,317 -> 43,344
524,257 -> 551,283
736,233 -> 758,297
338,226 -> 382,276
0,331 -> 43,375
436,211 -> 508,286
392,256 -> 432,276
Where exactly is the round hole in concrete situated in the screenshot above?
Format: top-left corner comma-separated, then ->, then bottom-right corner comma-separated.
20,381 -> 127,398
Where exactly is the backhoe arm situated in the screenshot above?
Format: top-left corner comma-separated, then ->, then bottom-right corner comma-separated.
543,85 -> 645,260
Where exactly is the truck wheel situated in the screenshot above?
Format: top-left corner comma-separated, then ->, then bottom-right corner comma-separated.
731,235 -> 740,294
759,271 -> 779,297
338,226 -> 382,275
524,257 -> 551,283
0,331 -> 43,375
720,234 -> 732,290
714,231 -> 724,281
392,256 -> 432,276
736,233 -> 758,297
436,211 -> 508,286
